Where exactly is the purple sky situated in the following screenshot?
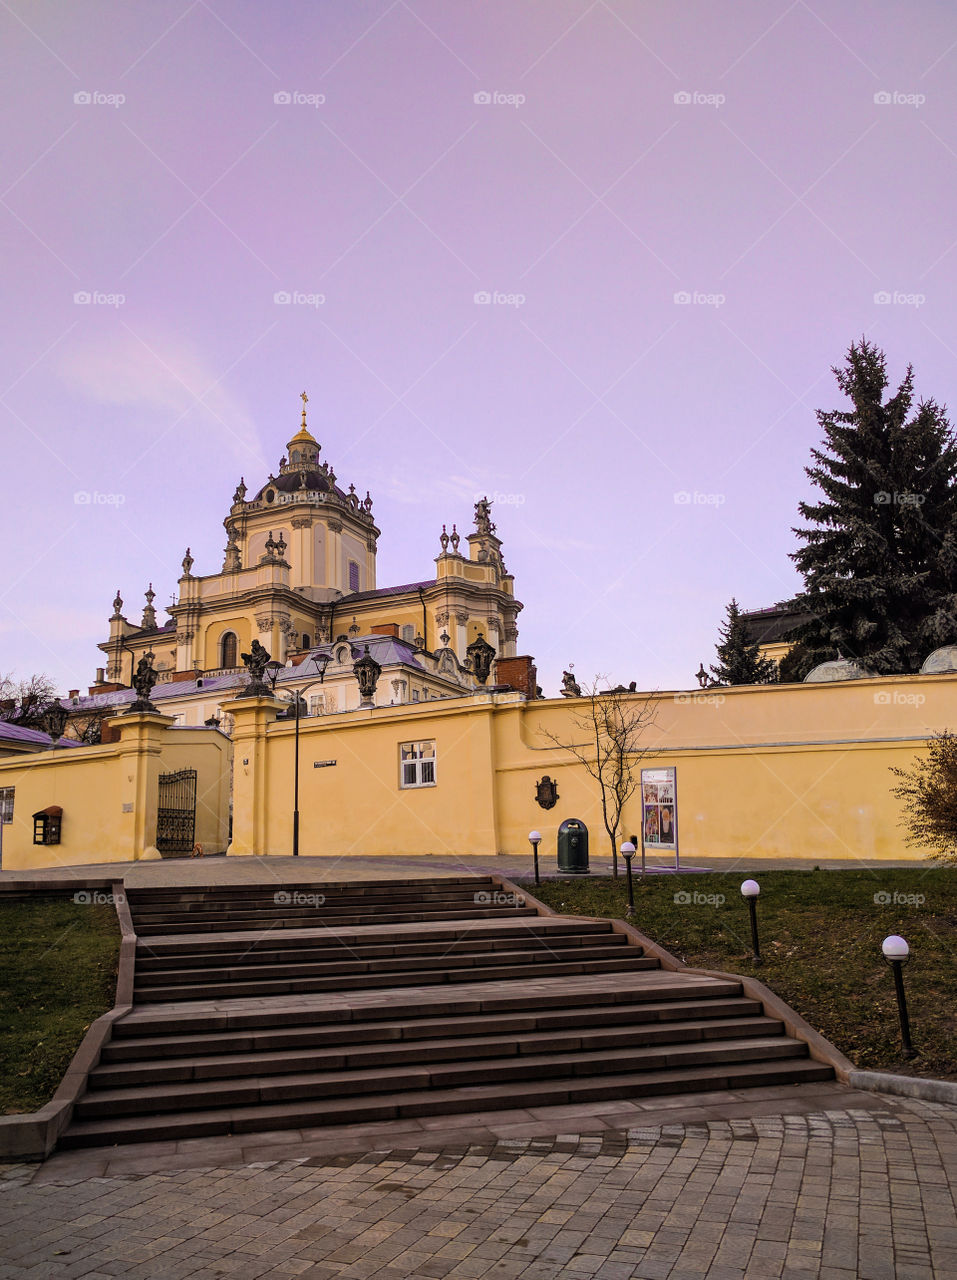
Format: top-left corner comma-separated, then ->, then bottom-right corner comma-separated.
3,0 -> 957,697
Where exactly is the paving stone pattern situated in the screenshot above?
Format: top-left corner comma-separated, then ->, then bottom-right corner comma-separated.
2,1099 -> 955,1279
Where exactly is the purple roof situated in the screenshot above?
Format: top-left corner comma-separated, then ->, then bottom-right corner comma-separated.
343,579 -> 436,603
0,721 -> 80,747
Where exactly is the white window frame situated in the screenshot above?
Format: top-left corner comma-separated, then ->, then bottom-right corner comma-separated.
308,693 -> 325,717
399,740 -> 436,789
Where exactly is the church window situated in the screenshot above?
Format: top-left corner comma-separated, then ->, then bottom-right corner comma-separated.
291,450 -> 300,463
401,625 -> 414,643
265,489 -> 275,503
399,740 -> 436,788
308,694 -> 324,717
221,632 -> 238,669
302,633 -> 311,650
349,560 -> 360,591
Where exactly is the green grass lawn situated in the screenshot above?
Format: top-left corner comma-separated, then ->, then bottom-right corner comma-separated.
0,899 -> 120,1114
521,869 -> 957,1081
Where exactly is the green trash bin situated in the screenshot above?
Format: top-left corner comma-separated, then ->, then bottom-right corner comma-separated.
557,818 -> 589,874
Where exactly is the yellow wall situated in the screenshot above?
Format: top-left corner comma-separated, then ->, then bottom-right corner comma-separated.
0,717 -> 231,869
225,673 -> 956,863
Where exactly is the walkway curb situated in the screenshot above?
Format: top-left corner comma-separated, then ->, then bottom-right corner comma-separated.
0,880 -> 137,1161
847,1070 -> 957,1106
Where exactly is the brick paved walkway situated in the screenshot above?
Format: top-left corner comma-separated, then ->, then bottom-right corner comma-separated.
2,1096 -> 954,1279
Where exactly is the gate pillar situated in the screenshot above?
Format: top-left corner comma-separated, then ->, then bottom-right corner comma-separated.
220,695 -> 283,857
109,711 -> 175,861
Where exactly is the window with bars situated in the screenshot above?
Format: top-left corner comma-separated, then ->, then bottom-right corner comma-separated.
0,787 -> 13,824
399,740 -> 436,788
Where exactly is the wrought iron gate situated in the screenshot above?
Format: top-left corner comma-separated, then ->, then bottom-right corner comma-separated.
156,768 -> 197,855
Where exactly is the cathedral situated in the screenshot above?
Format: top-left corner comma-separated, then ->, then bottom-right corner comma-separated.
80,394 -> 528,726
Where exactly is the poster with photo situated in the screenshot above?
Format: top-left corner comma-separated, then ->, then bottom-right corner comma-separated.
640,766 -> 678,860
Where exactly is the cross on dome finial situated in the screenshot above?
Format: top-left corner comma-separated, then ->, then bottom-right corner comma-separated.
300,390 -> 308,428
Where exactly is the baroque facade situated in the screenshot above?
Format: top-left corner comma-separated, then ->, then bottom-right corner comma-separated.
80,395 -> 526,725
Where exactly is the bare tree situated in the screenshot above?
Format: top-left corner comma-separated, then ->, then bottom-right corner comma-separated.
539,678 -> 659,877
891,731 -> 957,866
0,672 -> 58,729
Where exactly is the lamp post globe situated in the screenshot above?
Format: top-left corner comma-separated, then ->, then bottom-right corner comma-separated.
740,879 -> 762,963
621,841 -> 636,916
528,830 -> 542,885
882,935 -> 909,961
882,935 -> 915,1058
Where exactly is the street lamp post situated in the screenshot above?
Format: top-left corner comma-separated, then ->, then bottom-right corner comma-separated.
621,841 -> 636,916
882,934 -> 916,1059
267,653 -> 330,858
741,879 -> 762,964
528,830 -> 542,885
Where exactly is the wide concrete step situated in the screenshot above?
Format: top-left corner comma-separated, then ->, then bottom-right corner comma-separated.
89,1016 -> 786,1088
134,905 -> 540,935
75,1036 -> 809,1119
132,954 -> 660,1003
100,996 -> 767,1062
60,1058 -> 835,1148
133,921 -> 614,966
111,974 -> 752,1036
125,877 -> 492,905
133,940 -> 632,987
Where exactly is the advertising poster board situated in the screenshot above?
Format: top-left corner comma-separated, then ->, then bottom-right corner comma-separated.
640,766 -> 678,869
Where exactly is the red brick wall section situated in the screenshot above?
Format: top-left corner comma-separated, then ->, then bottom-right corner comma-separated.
494,655 -> 538,698
371,623 -> 400,637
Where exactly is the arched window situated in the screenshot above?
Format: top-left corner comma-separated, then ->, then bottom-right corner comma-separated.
221,632 -> 238,669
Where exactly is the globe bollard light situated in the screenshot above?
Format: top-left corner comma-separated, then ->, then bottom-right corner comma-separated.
741,879 -> 762,964
528,830 -> 542,886
882,935 -> 916,1059
621,841 -> 636,916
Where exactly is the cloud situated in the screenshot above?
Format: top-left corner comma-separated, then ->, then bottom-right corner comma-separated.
57,332 -> 267,468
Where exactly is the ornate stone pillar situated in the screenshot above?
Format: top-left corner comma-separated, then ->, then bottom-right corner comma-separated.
111,711 -> 176,860
290,514 -> 313,588
220,694 -> 283,856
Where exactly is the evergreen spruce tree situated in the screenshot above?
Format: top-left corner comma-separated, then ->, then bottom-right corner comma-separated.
790,340 -> 957,675
710,599 -> 779,685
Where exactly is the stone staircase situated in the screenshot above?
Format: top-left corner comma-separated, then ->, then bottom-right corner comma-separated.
59,876 -> 834,1149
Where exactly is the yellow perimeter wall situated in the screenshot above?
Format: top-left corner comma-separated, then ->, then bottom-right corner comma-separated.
227,672 -> 957,863
0,715 -> 231,870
